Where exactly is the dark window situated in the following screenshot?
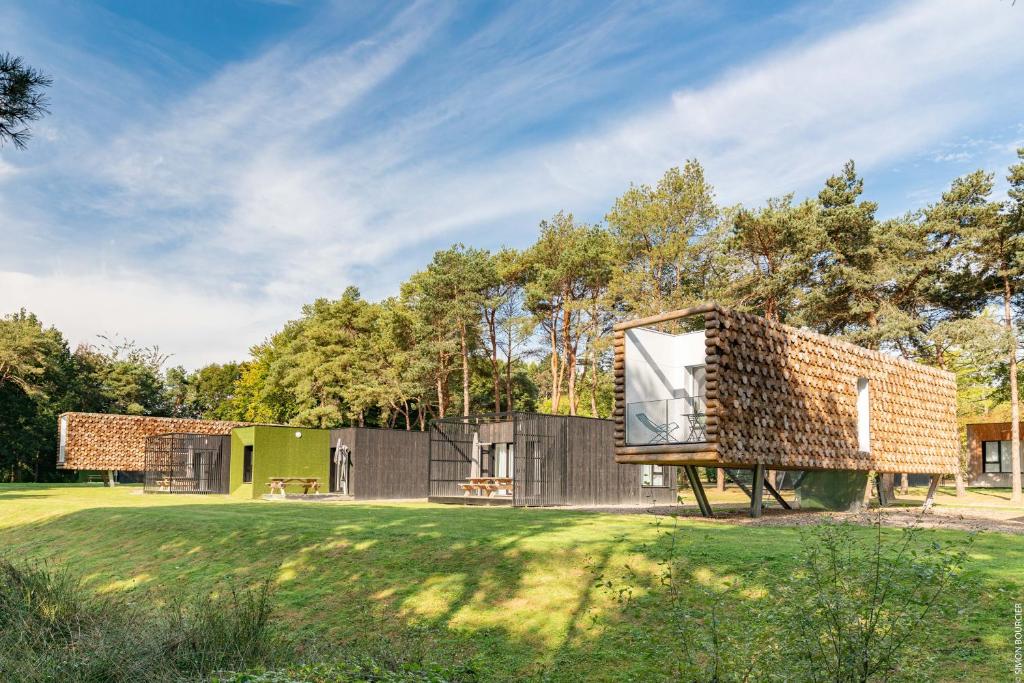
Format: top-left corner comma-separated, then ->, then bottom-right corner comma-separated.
982,440 -> 1019,473
242,445 -> 253,483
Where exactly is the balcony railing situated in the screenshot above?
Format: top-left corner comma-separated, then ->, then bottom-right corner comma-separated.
625,397 -> 707,446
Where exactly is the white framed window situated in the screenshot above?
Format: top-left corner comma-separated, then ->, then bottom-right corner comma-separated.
856,378 -> 870,452
641,464 -> 665,487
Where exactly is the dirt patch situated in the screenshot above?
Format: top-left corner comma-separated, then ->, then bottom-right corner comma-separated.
572,503 -> 1024,534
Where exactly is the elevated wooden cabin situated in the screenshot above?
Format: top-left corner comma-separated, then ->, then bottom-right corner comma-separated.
613,303 -> 959,477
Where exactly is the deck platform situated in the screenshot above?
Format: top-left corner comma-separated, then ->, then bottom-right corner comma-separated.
261,493 -> 355,502
428,495 -> 513,506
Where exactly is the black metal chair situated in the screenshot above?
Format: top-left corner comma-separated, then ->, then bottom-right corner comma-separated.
684,411 -> 707,442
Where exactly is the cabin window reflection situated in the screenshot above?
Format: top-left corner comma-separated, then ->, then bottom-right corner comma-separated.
641,464 -> 664,487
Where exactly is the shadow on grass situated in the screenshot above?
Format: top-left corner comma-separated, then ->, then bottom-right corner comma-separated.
0,495 -> 1017,681
967,487 -> 1012,501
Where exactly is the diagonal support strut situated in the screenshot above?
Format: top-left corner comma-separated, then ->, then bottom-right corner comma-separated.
762,476 -> 792,510
683,465 -> 713,518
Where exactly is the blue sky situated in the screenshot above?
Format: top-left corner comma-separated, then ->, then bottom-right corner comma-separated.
1,0 -> 1022,368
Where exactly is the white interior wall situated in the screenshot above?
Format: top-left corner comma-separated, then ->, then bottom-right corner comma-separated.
624,328 -> 707,403
624,328 -> 707,445
673,330 -> 706,400
626,328 -> 679,404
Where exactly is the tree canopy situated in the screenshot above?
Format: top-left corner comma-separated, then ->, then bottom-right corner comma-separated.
4,154 -> 1022,494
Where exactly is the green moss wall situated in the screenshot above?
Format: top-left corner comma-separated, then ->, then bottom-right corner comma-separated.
229,426 -> 330,499
229,427 -> 256,499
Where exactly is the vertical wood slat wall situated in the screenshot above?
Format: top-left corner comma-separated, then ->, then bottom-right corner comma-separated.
430,413 -> 678,506
143,433 -> 231,494
614,303 -> 960,474
329,427 -> 431,499
564,417 -> 677,505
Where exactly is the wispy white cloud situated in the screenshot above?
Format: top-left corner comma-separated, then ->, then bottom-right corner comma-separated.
1,0 -> 1023,367
0,270 -> 275,366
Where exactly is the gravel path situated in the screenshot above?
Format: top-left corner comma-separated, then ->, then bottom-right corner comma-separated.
569,502 -> 1024,534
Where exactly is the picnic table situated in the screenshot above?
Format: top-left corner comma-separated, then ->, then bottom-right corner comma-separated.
266,477 -> 321,495
460,477 -> 514,497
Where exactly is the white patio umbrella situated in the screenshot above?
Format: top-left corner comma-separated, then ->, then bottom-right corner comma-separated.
470,432 -> 481,479
335,439 -> 350,495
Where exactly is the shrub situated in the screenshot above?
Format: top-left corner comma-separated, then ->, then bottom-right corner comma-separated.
591,514 -> 972,682
772,520 -> 972,682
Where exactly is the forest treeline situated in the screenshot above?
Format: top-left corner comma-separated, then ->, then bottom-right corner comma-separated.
2,155 -> 1022,482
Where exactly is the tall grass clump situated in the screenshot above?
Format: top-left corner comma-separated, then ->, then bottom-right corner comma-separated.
0,558 -> 288,682
0,558 -> 476,683
164,580 -> 285,675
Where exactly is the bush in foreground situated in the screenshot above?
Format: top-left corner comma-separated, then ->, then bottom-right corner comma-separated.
0,557 -> 475,682
594,515 -> 972,682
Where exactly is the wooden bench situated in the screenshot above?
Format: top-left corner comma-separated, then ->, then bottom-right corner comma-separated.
461,477 -> 513,497
266,477 -> 321,496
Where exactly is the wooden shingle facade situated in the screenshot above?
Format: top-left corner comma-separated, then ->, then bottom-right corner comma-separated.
614,303 -> 959,475
58,412 -> 251,471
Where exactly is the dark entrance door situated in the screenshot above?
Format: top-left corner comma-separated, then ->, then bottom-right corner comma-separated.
329,447 -> 337,493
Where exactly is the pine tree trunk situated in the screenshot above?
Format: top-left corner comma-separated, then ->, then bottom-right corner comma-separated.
505,354 -> 514,413
488,315 -> 501,413
567,362 -> 577,416
436,359 -> 447,419
880,473 -> 896,502
104,469 -> 115,487
549,321 -> 561,413
460,323 -> 470,417
899,473 -> 909,495
589,347 -> 599,417
1005,277 -> 1021,505
562,303 -> 578,416
716,468 -> 725,492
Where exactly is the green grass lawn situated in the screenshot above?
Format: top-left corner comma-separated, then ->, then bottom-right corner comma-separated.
1,484 -> 1020,681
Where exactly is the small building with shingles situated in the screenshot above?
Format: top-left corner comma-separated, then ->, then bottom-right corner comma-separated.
58,412 -> 251,472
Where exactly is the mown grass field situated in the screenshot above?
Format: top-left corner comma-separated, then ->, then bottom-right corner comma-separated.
1,484 -> 1021,681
